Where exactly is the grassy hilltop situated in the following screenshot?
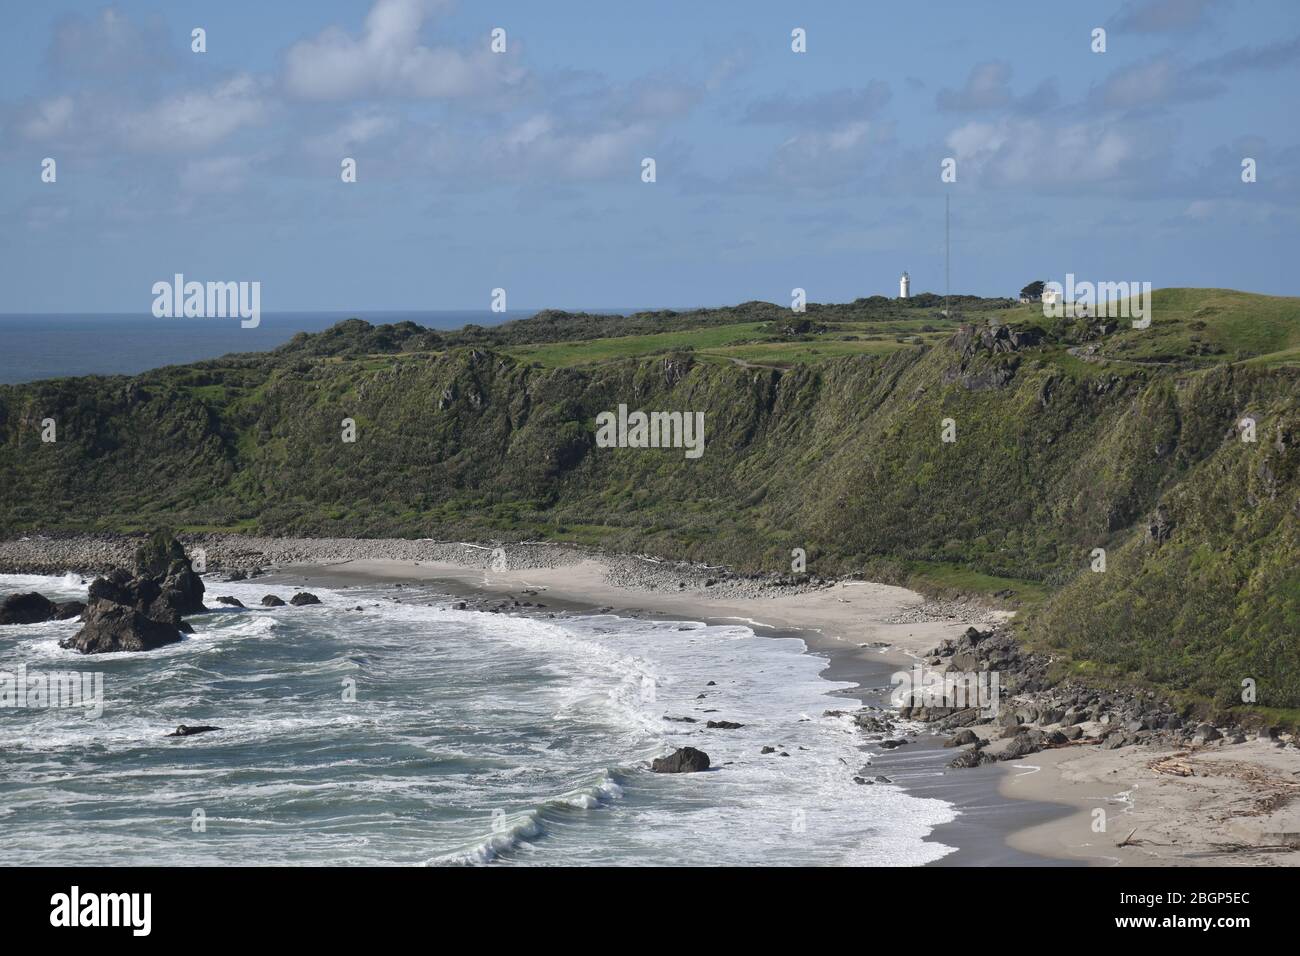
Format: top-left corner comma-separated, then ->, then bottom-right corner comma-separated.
1,289 -> 1297,715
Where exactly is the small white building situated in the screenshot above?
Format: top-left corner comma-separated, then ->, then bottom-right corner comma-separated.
899,271 -> 910,299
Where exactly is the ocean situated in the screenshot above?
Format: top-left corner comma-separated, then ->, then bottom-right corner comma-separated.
0,311 -> 535,385
0,573 -> 957,866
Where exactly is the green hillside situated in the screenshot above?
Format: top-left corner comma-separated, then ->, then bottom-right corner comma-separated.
1,288 -> 1297,714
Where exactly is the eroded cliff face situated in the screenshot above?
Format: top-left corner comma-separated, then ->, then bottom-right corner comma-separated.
1,328 -> 1296,703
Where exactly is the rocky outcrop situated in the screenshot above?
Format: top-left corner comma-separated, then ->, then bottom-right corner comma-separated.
651,747 -> 710,773
261,595 -> 286,607
289,592 -> 321,606
59,532 -> 204,654
215,596 -> 245,608
60,602 -> 183,654
1145,505 -> 1174,545
951,323 -> 1045,359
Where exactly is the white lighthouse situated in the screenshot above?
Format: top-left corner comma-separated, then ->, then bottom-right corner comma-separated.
899,271 -> 910,299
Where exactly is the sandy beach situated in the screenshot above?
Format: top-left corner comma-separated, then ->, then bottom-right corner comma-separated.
272,550 -> 1300,868
5,534 -> 1297,866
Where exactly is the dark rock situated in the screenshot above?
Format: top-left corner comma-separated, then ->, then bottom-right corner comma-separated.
74,535 -> 206,642
855,713 -> 891,733
54,600 -> 85,620
59,602 -> 182,654
1145,505 -> 1174,545
706,720 -> 744,729
879,738 -> 908,749
0,592 -> 58,625
215,596 -> 245,608
651,747 -> 710,773
1193,724 -> 1222,743
948,747 -> 991,768
761,746 -> 776,754
261,595 -> 286,607
166,725 -> 221,737
132,532 -> 206,614
945,728 -> 979,748
289,592 -> 322,606
999,734 -> 1044,760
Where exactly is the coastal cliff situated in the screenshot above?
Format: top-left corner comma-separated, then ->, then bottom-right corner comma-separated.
1,291 -> 1297,712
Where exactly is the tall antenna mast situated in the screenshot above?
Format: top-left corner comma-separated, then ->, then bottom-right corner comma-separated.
945,193 -> 950,319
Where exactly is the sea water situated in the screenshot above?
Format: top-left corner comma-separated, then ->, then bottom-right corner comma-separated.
0,573 -> 955,866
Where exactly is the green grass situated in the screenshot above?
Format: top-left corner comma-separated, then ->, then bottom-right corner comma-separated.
504,322 -> 768,367
698,339 -> 920,366
904,560 -> 1049,608
1077,289 -> 1300,366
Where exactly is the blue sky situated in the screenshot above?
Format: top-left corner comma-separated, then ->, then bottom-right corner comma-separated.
1,0 -> 1297,312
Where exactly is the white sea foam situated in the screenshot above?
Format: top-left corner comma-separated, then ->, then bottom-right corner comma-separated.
0,573 -> 957,866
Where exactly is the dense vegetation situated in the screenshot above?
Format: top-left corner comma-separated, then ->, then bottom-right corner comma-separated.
1,289 -> 1296,713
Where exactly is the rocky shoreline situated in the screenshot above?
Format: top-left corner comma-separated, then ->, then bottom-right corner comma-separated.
896,624 -> 1300,768
8,531 -> 1272,759
0,532 -> 861,602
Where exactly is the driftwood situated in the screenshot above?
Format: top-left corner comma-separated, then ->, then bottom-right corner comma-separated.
1151,755 -> 1195,777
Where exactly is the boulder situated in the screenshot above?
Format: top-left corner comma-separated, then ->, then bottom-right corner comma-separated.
1193,724 -> 1222,744
289,592 -> 322,606
54,600 -> 85,620
999,733 -> 1044,760
945,728 -> 979,748
651,747 -> 710,773
215,596 -> 246,608
705,720 -> 744,729
261,595 -> 287,607
59,602 -> 182,654
0,592 -> 57,625
948,747 -> 991,768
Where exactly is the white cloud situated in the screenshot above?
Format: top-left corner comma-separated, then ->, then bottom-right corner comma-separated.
283,0 -> 518,100
945,118 -> 1137,186
117,74 -> 269,151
